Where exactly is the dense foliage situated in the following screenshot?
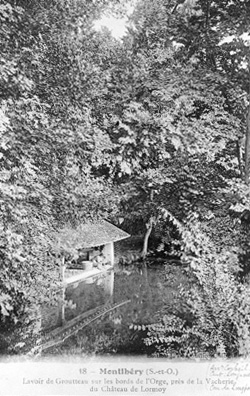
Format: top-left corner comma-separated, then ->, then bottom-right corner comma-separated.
132,213 -> 250,358
124,0 -> 250,358
0,0 -> 121,352
1,0 -> 250,356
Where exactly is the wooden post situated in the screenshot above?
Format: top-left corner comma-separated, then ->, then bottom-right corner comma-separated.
61,255 -> 66,283
110,270 -> 114,302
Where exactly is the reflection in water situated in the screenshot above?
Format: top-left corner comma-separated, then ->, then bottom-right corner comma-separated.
42,270 -> 114,331
65,270 -> 114,321
42,265 -> 175,329
42,264 -> 184,356
41,264 -> 186,355
113,265 -> 172,326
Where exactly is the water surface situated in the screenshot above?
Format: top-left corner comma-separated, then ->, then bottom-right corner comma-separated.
42,263 -> 186,355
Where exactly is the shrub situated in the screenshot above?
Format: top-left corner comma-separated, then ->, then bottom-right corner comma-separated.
132,212 -> 250,358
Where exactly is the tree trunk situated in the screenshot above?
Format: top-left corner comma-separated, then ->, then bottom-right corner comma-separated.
141,217 -> 153,259
141,189 -> 155,259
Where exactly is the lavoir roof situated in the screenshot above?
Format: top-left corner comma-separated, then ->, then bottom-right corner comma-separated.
56,220 -> 130,252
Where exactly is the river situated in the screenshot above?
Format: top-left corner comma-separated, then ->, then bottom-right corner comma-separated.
42,263 -> 186,355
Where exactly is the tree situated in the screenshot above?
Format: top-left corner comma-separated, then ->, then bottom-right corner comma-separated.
171,0 -> 250,182
0,0 -> 124,352
91,0 -> 246,257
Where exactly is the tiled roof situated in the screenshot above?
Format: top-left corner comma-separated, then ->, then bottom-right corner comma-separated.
56,220 -> 130,252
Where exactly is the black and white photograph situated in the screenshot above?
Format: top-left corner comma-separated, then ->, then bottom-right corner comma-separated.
1,0 -> 250,395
